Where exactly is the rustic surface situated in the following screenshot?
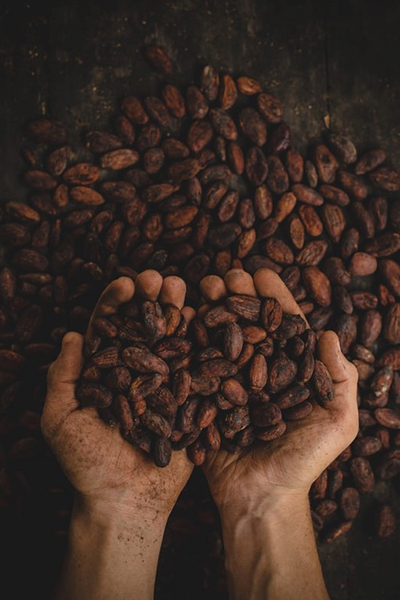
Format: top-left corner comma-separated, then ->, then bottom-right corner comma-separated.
1,0 -> 400,598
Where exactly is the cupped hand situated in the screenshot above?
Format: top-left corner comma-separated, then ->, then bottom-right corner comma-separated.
199,268 -> 359,514
41,270 -> 194,519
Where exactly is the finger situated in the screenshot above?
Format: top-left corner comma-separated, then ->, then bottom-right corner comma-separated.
317,330 -> 359,423
200,275 -> 227,303
253,268 -> 307,321
87,277 -> 135,338
318,331 -> 356,384
43,332 -> 84,429
182,306 -> 196,324
159,276 -> 186,309
135,270 -> 163,301
224,269 -> 257,296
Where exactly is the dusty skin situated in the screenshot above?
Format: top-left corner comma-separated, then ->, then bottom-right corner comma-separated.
200,268 -> 359,511
42,270 -> 194,517
42,267 -> 358,600
198,268 -> 359,600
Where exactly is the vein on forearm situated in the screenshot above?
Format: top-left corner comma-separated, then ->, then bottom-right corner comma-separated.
221,496 -> 330,600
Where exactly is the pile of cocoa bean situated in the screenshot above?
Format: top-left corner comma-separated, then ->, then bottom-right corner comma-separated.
1,42 -> 400,595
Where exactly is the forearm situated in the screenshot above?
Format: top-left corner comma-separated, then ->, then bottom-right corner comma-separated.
220,494 -> 330,600
53,494 -> 167,600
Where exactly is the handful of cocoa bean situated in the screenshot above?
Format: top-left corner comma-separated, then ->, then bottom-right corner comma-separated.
186,293 -> 334,462
76,298 -> 192,467
76,286 -> 333,468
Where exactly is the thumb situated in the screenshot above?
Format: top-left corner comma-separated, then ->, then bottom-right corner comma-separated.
42,332 -> 84,437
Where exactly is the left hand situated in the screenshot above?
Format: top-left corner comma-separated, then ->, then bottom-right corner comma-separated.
41,270 -> 194,520
199,268 -> 359,516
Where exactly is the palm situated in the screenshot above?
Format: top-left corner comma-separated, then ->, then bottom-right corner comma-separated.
42,273 -> 194,516
199,268 -> 358,511
54,407 -> 192,512
205,394 -> 354,509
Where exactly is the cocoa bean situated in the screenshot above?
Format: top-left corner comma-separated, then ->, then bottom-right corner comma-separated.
359,310 -> 382,348
298,205 -> 323,237
338,171 -> 368,200
77,383 -> 113,408
349,252 -> 377,276
313,144 -> 339,184
327,133 -> 357,164
226,295 -> 261,322
313,359 -> 334,404
145,46 -> 173,75
324,521 -> 353,543
369,166 -> 400,192
220,378 -> 248,406
296,241 -> 328,267
257,93 -> 283,123
350,457 -> 375,492
224,322 -> 244,361
153,437 -> 172,468
302,267 -> 331,307
250,402 -> 282,427
339,487 -> 360,520
375,504 -> 396,538
375,408 -> 400,429
292,184 -> 323,206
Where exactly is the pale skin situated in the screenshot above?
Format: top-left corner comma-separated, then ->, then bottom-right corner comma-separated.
42,270 -> 194,600
200,268 -> 359,600
42,267 -> 358,600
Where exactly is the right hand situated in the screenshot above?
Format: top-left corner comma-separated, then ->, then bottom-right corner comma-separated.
199,268 -> 359,515
41,270 -> 194,520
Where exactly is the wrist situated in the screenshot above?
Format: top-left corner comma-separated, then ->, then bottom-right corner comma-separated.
57,493 -> 167,600
219,493 -> 328,600
73,491 -> 169,535
218,488 -> 310,526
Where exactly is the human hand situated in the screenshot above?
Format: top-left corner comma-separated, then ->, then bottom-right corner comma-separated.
199,268 -> 359,516
41,270 -> 194,521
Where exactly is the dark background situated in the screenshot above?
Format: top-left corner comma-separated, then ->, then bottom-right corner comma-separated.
1,0 -> 400,598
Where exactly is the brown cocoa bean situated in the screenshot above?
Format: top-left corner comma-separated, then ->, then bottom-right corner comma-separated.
257,92 -> 283,123
298,205 -> 323,237
122,345 -> 169,376
249,353 -> 268,390
350,457 -> 375,492
296,240 -> 328,267
375,408 -> 400,429
338,170 -> 368,200
268,357 -> 297,393
369,166 -> 400,192
327,133 -> 357,164
292,184 -> 323,206
224,322 -> 244,361
312,359 -> 334,404
77,383 -> 113,408
375,504 -> 396,538
302,267 -> 331,307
